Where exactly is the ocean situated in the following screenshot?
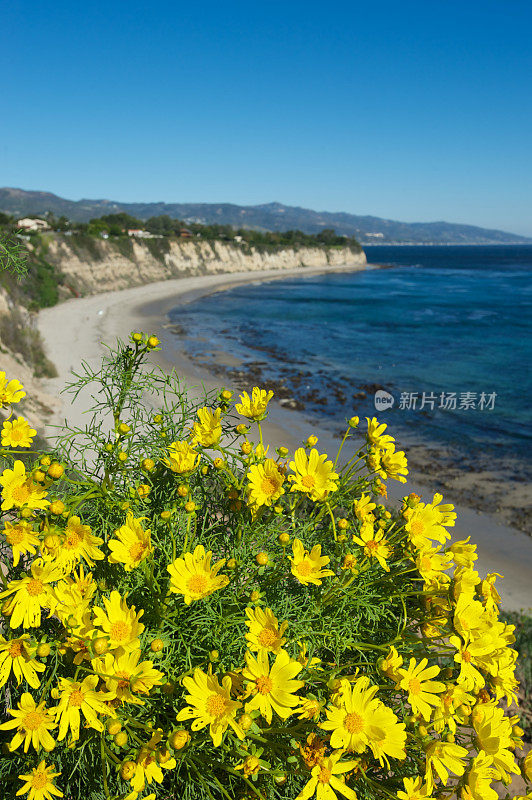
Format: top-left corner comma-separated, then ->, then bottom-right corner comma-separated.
169,245 -> 532,482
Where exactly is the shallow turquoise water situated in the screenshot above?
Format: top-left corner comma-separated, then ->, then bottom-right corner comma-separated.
169,245 -> 532,472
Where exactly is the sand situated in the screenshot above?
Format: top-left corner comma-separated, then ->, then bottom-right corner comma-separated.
37,266 -> 532,612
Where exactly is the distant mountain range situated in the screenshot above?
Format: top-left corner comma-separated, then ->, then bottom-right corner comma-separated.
1,187 -> 530,245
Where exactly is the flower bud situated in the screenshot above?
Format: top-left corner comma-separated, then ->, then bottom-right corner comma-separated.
47,463 -> 64,479
256,551 -> 269,566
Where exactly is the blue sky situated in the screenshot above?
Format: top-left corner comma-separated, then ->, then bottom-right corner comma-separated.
2,0 -> 531,235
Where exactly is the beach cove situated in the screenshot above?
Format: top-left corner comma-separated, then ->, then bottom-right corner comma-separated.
36,262 -> 532,611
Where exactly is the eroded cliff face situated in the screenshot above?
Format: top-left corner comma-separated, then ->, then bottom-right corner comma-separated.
43,236 -> 366,296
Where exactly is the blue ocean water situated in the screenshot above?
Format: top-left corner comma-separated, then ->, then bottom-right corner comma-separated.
169,245 -> 532,474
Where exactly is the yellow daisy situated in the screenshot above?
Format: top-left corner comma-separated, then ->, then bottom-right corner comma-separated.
397,776 -> 432,800
295,750 -> 359,800
17,760 -> 63,800
191,407 -> 222,447
235,387 -> 274,420
0,371 -> 26,405
289,448 -> 339,502
0,692 -> 56,752
245,606 -> 288,655
365,417 -> 395,449
2,416 -> 36,448
246,459 -> 285,510
424,740 -> 468,793
2,520 -> 40,566
352,522 -> 391,571
95,649 -> 165,705
320,676 -> 380,752
0,460 -> 49,511
290,538 -> 334,586
129,731 -> 176,793
92,591 -> 145,651
0,558 -> 61,629
167,544 -> 229,605
176,667 -> 244,746
243,649 -> 303,724
0,634 -> 45,689
108,513 -> 152,571
397,658 -> 445,721
165,440 -> 199,474
59,516 -> 105,567
52,675 -> 113,741
379,444 -> 408,483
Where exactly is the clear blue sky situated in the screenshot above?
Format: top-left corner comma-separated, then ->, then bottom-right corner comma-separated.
2,0 -> 532,235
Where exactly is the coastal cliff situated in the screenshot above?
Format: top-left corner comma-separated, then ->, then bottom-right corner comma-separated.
39,235 -> 366,297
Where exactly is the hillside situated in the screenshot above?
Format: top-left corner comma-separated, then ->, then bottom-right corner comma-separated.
1,187 -> 530,245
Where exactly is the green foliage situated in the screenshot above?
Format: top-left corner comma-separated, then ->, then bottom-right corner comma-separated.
0,232 -> 29,278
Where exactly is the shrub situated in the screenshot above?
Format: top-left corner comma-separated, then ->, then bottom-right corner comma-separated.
0,337 -> 529,800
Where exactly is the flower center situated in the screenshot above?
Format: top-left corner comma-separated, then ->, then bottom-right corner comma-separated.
31,773 -> 49,790
110,621 -> 130,642
187,574 -> 209,594
206,693 -> 228,718
301,475 -> 315,489
26,579 -> 44,597
421,556 -> 432,572
318,766 -> 332,784
12,484 -> 30,504
261,477 -> 277,496
258,628 -> 277,647
10,428 -> 24,443
69,689 -> 85,707
9,641 -> 24,658
65,532 -> 82,548
463,649 -> 472,663
409,678 -> 422,695
410,520 -> 424,536
344,712 -> 364,733
24,711 -> 44,731
255,675 -> 273,695
129,542 -> 146,561
296,561 -> 312,577
6,527 -> 25,545
366,539 -> 379,552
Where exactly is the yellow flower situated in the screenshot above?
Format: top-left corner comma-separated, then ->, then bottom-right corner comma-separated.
366,417 -> 395,449
296,697 -> 325,721
0,692 -> 56,753
2,520 -> 40,566
0,371 -> 26,405
397,658 -> 445,721
17,760 -> 63,800
290,538 -> 334,586
191,407 -> 222,447
321,676 -> 404,759
95,649 -> 165,705
379,444 -> 408,483
415,545 -> 453,583
0,559 -> 61,629
245,606 -> 288,655
52,675 -> 113,741
449,536 -> 478,568
167,544 -> 229,605
176,667 -> 244,746
472,702 -> 519,782
0,634 -> 45,689
295,750 -> 359,800
380,646 -> 403,682
246,459 -> 285,510
353,493 -> 376,522
352,522 -> 391,571
405,494 -> 455,549
130,730 -> 176,793
424,740 -> 469,793
479,572 -> 502,612
92,591 -> 145,651
108,513 -> 152,571
47,516 -> 104,569
235,387 -> 274,420
2,416 -> 36,447
243,649 -> 304,723
460,752 -> 498,800
0,460 -> 49,511
397,776 -> 432,800
289,448 -> 339,502
165,440 -> 199,474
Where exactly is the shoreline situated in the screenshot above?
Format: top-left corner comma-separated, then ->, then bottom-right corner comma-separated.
37,263 -> 532,611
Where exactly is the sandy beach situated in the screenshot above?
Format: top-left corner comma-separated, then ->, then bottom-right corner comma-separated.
37,265 -> 532,612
